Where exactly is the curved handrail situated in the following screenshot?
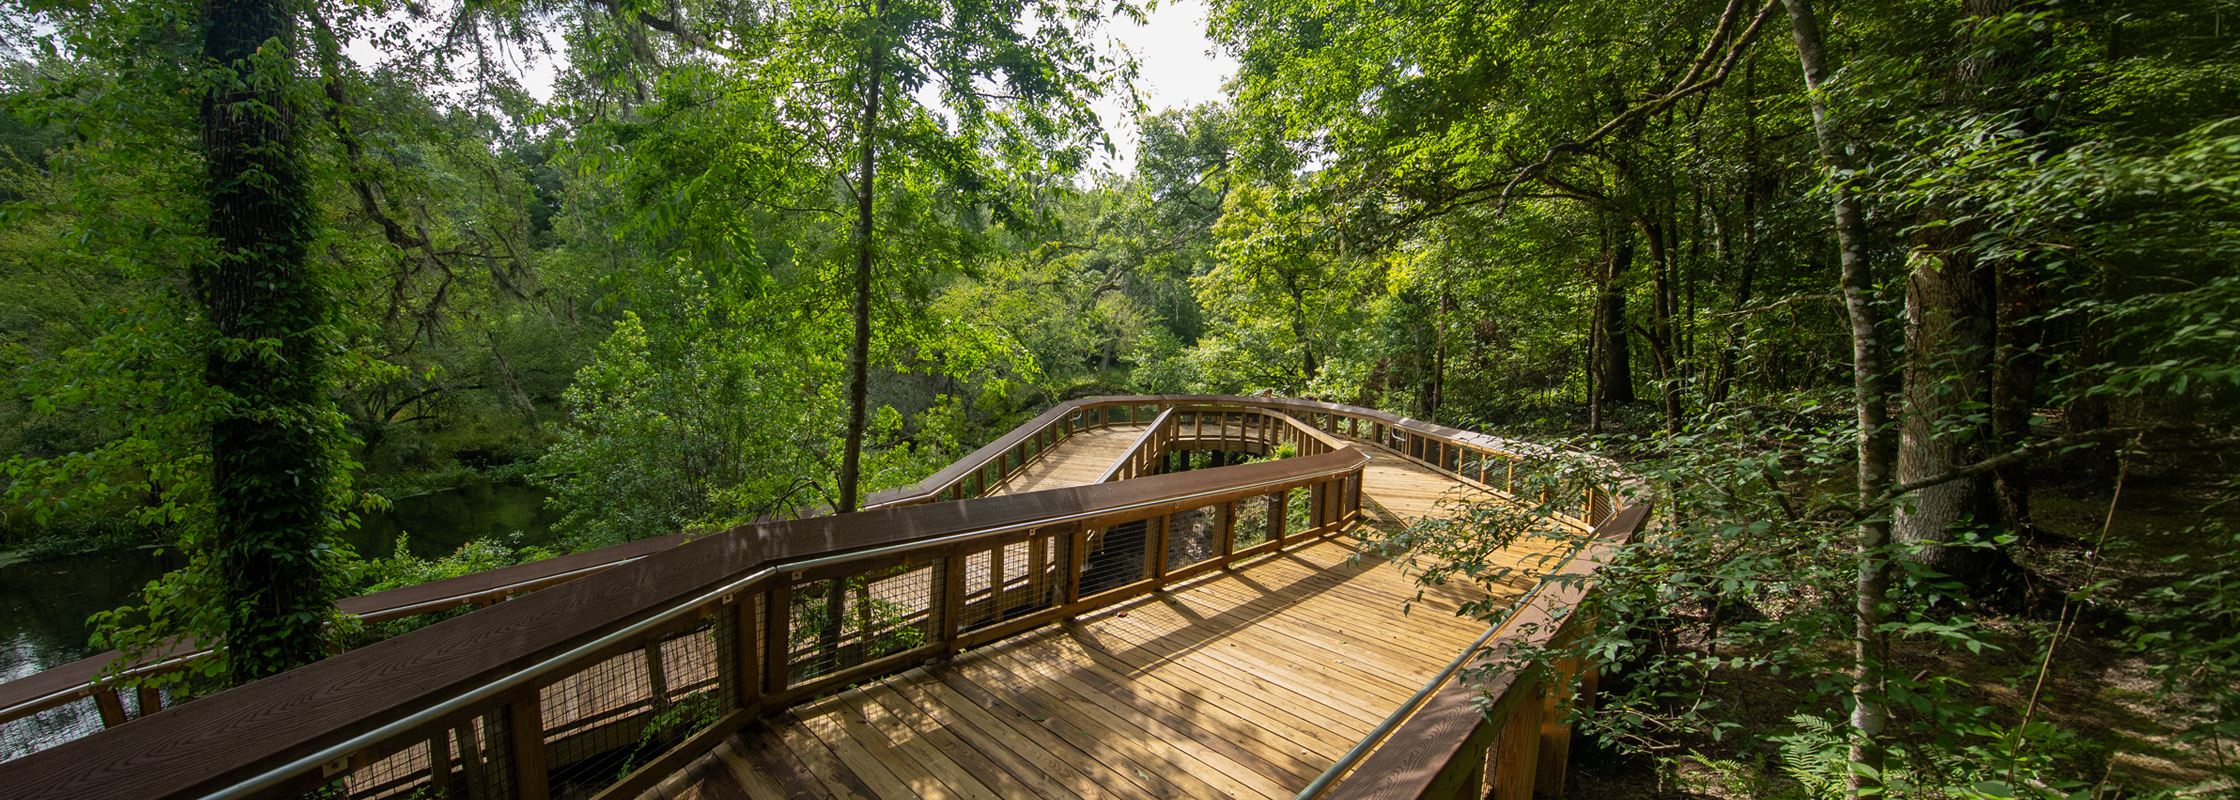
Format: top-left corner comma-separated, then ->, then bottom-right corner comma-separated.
0,394 -> 1643,800
208,453 -> 1371,800
0,399 -> 1376,800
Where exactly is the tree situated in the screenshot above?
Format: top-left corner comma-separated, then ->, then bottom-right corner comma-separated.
579,0 -> 1131,512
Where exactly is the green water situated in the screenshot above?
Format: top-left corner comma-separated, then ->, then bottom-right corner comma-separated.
0,480 -> 563,685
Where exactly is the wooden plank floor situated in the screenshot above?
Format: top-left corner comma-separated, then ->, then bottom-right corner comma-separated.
991,425 -> 1147,495
639,435 -> 1578,800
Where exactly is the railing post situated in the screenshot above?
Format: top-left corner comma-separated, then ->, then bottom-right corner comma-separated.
1029,534 -> 1051,607
133,686 -> 162,719
1150,514 -> 1170,581
503,693 -> 551,800
722,592 -> 760,711
643,640 -> 672,717
92,687 -> 126,729
1536,656 -> 1583,798
457,720 -> 493,800
940,553 -> 965,653
1065,528 -> 1087,604
1491,677 -> 1544,800
1218,501 -> 1236,557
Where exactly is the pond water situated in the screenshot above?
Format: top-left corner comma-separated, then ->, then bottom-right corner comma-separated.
0,480 -> 563,685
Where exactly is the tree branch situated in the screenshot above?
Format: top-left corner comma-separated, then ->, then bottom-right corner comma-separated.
1861,426 -> 2170,513
1495,0 -> 1783,210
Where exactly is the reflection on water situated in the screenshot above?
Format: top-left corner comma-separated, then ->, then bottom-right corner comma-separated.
0,480 -> 562,683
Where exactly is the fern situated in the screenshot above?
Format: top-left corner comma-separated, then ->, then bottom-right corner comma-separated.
1772,714 -> 1849,799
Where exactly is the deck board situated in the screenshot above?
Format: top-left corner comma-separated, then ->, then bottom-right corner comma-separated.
989,425 -> 1147,495
642,430 -> 1573,800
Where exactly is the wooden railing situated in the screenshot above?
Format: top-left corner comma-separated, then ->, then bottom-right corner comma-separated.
0,394 -> 1647,800
0,402 -> 1370,800
0,532 -> 694,756
0,397 -> 1183,757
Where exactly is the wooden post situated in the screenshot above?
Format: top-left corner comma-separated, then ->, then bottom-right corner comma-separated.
644,640 -> 672,716
505,695 -> 552,800
456,720 -> 492,800
1029,534 -> 1050,607
428,732 -> 457,798
134,686 -> 162,719
940,554 -> 965,651
724,594 -> 760,711
92,687 -> 126,728
1150,514 -> 1170,581
1492,680 -> 1545,800
1219,502 -> 1237,557
1065,528 -> 1087,604
1536,657 -> 1582,799
1313,481 -> 1333,533
991,541 -> 1010,622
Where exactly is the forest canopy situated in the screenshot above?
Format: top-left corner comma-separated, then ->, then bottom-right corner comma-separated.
1,0 -> 2237,795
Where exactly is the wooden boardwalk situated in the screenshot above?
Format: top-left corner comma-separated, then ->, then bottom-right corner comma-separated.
991,424 -> 1147,495
639,433 -> 1572,800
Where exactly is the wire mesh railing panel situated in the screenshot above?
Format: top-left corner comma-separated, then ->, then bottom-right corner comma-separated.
1286,488 -> 1313,539
538,648 -> 651,743
1344,473 -> 1363,516
787,563 -> 939,685
551,624 -> 727,798
1233,497 -> 1270,550
655,628 -> 720,707
384,711 -> 512,800
0,697 -> 103,763
1165,505 -> 1221,572
538,644 -> 665,794
1079,519 -> 1153,598
961,533 -> 1068,631
344,732 -> 436,800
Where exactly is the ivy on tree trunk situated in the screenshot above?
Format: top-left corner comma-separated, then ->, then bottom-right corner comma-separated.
199,0 -> 340,684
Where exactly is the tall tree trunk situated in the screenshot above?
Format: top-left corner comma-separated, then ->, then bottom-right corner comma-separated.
1640,217 -> 1684,433
200,0 -> 334,684
837,0 -> 888,514
1781,0 -> 1898,794
1600,236 -> 1637,405
1429,293 -> 1451,421
1588,286 -> 1605,432
1893,0 -> 2043,581
1893,237 -> 1998,575
1991,260 -> 2044,533
1713,58 -> 1767,408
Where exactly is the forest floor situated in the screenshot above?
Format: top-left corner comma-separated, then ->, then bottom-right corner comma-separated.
1561,454 -> 2240,800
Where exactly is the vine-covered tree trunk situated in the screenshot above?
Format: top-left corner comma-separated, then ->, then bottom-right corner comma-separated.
1781,0 -> 1898,794
199,0 -> 336,684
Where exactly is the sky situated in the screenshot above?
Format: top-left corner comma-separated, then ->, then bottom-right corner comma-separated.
347,1 -> 1239,176
338,0 -> 1236,174
1088,0 -> 1241,174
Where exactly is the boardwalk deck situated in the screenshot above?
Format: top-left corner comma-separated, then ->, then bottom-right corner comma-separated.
636,431 -> 1575,800
992,424 -> 1147,495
